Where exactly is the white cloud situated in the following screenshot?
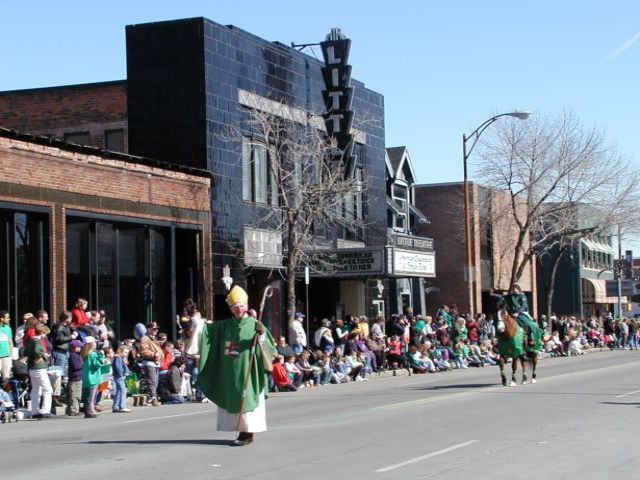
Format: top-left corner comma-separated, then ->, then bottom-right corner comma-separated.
603,30 -> 640,62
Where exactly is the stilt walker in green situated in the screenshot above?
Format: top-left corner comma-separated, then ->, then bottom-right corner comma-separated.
197,285 -> 275,446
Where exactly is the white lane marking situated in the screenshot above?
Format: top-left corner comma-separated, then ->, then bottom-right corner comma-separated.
615,389 -> 640,398
121,410 -> 209,424
376,440 -> 479,472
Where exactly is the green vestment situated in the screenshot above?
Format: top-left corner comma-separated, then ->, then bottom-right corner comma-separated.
197,316 -> 275,414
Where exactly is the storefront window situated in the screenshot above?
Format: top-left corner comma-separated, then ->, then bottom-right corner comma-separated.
66,217 -> 184,339
0,208 -> 49,327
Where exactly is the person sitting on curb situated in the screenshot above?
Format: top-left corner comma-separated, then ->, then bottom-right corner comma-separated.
270,355 -> 297,392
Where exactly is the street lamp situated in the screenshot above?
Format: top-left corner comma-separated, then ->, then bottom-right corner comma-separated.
462,111 -> 531,315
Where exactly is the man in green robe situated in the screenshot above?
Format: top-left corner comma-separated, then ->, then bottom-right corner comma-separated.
197,285 -> 275,446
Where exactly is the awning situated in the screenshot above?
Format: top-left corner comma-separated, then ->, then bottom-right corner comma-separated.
583,277 -> 627,304
580,238 -> 597,251
409,203 -> 429,224
581,238 -> 615,255
386,196 -> 403,215
593,241 -> 615,255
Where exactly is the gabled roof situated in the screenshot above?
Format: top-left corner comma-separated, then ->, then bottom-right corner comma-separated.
385,146 -> 417,183
386,146 -> 406,173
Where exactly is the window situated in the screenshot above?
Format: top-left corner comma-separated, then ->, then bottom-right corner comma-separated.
104,129 -> 125,152
394,213 -> 407,230
392,183 -> 408,214
242,138 -> 278,206
64,131 -> 90,145
340,146 -> 365,241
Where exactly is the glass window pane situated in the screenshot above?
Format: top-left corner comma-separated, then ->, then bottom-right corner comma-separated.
66,220 -> 92,311
254,144 -> 267,203
97,223 -> 117,335
15,212 -> 48,316
242,139 -> 252,201
269,146 -> 278,206
104,129 -> 125,152
64,131 -> 90,145
0,214 -> 9,316
118,226 -> 146,330
150,228 -> 169,328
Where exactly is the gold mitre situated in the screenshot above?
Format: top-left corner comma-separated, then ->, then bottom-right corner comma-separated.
226,285 -> 249,306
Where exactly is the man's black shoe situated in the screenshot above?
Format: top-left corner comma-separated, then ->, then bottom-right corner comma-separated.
232,432 -> 254,446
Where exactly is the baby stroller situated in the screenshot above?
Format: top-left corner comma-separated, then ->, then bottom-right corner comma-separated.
0,389 -> 19,423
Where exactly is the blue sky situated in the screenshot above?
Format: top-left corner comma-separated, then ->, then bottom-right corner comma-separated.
1,0 -> 639,188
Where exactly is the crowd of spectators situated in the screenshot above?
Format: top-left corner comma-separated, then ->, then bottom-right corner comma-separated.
1,300 -> 638,422
266,307 -> 640,393
0,298 -> 208,420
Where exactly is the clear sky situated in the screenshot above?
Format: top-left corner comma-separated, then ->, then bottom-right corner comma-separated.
1,0 -> 639,188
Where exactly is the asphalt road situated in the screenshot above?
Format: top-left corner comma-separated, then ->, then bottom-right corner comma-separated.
3,350 -> 640,480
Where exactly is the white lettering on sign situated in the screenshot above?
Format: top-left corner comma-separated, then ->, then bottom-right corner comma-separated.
328,91 -> 343,110
331,250 -> 383,274
393,235 -> 434,251
330,113 -> 344,131
332,68 -> 340,87
326,46 -> 341,64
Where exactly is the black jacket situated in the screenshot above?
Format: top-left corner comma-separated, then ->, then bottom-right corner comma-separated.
53,323 -> 73,352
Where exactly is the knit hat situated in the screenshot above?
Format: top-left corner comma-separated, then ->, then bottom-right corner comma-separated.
69,340 -> 83,348
133,323 -> 147,340
84,336 -> 96,344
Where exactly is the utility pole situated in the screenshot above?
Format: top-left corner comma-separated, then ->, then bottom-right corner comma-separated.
617,224 -> 623,318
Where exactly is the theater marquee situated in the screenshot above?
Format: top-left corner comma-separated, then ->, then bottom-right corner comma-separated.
391,249 -> 436,277
387,233 -> 436,277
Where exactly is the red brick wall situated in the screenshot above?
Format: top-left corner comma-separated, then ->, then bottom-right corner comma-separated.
414,183 -> 470,314
0,136 -> 209,211
0,81 -> 127,151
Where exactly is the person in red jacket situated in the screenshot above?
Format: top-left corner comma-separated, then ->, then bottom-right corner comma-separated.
71,298 -> 90,330
271,355 -> 297,392
466,316 -> 479,346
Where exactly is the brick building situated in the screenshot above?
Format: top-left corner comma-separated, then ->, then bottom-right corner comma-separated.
0,128 -> 212,339
0,81 -> 128,152
414,182 -> 536,317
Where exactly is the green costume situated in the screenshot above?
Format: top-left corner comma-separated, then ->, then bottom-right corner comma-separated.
497,323 -> 525,358
437,309 -> 453,328
497,292 -> 542,352
197,315 -> 275,414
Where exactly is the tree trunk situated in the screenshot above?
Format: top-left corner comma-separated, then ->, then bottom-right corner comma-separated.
509,229 -> 528,288
545,245 -> 567,320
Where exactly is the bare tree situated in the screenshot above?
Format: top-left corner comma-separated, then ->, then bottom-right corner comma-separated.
225,97 -> 369,326
473,110 -> 640,301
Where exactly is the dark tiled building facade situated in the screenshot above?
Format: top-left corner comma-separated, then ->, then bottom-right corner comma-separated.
125,18 -> 387,329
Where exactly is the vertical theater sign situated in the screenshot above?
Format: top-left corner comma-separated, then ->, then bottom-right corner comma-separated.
321,28 -> 356,178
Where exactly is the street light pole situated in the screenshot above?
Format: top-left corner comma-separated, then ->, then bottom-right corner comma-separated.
462,111 -> 531,315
